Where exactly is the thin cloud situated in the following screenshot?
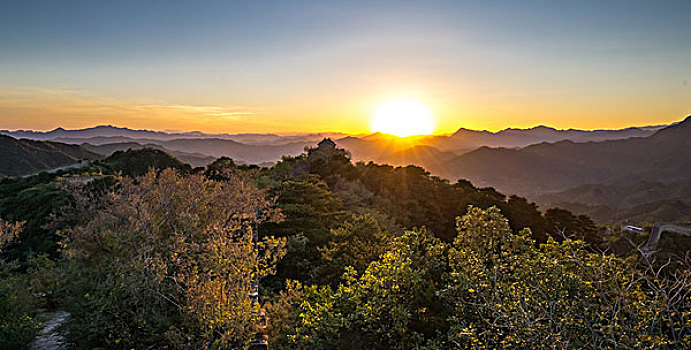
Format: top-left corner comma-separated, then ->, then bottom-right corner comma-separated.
139,104 -> 263,119
0,87 -> 266,130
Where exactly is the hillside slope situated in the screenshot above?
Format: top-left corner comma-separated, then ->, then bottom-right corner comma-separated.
535,180 -> 691,223
98,148 -> 193,177
0,135 -> 100,176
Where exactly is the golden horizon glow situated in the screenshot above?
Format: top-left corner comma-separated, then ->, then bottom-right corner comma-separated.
370,99 -> 435,137
0,88 -> 687,136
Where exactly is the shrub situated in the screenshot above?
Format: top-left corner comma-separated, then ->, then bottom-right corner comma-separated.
61,169 -> 285,348
0,220 -> 41,349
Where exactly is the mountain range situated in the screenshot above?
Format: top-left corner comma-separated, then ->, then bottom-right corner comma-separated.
444,116 -> 691,195
1,122 -> 665,165
2,121 -> 664,144
1,125 -> 348,146
2,117 -> 689,224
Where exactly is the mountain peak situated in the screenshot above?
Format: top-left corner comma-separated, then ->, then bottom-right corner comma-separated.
531,125 -> 557,131
650,116 -> 691,140
662,115 -> 691,129
452,127 -> 488,136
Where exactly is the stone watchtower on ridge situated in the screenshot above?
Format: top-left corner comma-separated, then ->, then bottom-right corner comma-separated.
307,137 -> 349,161
317,138 -> 336,149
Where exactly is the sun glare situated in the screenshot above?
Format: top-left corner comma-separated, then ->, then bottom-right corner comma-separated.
372,99 -> 434,137
371,99 -> 435,137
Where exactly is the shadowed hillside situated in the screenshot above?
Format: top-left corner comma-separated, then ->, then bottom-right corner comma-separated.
0,135 -> 100,177
535,179 -> 691,223
81,142 -> 216,168
97,148 -> 193,177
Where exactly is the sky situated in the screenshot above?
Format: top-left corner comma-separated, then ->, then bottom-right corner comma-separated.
1,0 -> 690,134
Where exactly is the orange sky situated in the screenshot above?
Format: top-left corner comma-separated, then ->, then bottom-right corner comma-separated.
0,86 -> 688,135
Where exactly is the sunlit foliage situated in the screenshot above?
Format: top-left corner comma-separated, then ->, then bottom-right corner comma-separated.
3,146 -> 688,349
290,207 -> 691,349
318,213 -> 395,284
61,169 -> 285,348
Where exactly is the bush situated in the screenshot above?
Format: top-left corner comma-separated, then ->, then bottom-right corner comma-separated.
0,275 -> 40,349
61,169 -> 285,349
0,220 -> 40,349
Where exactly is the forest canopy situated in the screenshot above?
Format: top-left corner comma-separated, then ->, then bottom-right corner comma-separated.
0,144 -> 688,349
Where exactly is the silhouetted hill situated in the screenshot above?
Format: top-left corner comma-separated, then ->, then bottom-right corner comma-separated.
98,148 -> 193,176
383,145 -> 457,165
446,116 -> 691,197
336,135 -> 442,160
82,142 -> 216,168
366,145 -> 459,176
158,138 -> 308,163
0,135 -> 100,177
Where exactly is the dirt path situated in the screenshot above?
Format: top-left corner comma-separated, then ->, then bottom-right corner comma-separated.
29,311 -> 70,350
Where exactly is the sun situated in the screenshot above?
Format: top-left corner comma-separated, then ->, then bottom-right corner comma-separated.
371,98 -> 435,137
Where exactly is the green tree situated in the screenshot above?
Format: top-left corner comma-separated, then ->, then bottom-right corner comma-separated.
447,206 -> 690,349
292,229 -> 449,349
318,213 -> 394,284
499,195 -> 550,242
289,206 -> 691,349
0,182 -> 71,260
545,207 -> 600,244
0,220 -> 42,349
260,180 -> 344,288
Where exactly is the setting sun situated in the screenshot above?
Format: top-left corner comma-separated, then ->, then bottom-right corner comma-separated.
371,99 -> 435,137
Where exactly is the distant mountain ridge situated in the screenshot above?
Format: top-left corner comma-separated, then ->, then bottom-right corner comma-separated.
444,116 -> 691,198
1,117 -> 689,224
1,122 -> 667,152
60,136 -> 308,164
430,124 -> 664,152
0,120 -> 676,181
0,125 -> 347,146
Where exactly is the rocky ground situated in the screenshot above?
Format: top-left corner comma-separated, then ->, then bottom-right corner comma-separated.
29,311 -> 70,350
